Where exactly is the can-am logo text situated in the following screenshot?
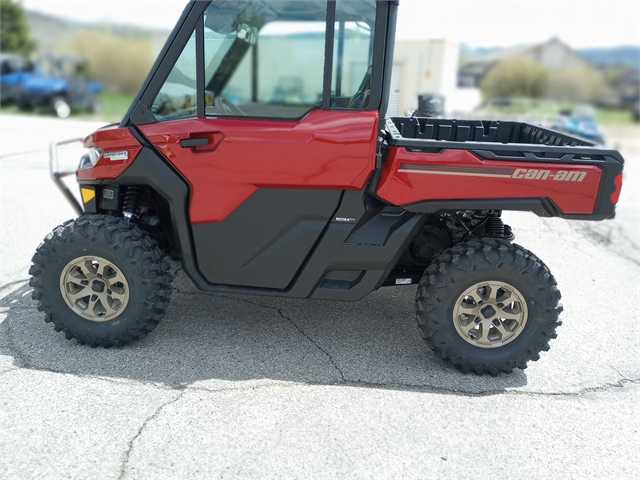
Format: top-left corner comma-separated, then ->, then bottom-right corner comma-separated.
512,168 -> 587,182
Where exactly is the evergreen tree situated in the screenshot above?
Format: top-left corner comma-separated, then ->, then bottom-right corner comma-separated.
0,0 -> 36,55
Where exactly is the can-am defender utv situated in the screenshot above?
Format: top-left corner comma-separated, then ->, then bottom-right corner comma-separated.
31,0 -> 624,375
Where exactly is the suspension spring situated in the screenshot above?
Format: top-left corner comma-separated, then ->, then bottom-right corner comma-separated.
485,216 -> 505,236
122,186 -> 140,221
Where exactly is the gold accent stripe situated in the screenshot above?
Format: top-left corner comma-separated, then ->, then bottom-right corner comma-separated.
398,168 -> 512,178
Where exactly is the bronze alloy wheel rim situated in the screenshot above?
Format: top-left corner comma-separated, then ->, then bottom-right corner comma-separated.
453,281 -> 528,348
59,255 -> 130,322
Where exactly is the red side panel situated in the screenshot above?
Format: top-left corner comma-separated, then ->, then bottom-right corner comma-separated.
139,109 -> 379,224
78,126 -> 142,181
376,147 -> 602,214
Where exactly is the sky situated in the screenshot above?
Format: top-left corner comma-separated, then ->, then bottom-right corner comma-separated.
22,0 -> 640,49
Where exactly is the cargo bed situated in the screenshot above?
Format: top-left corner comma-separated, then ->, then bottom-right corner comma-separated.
376,117 -> 624,220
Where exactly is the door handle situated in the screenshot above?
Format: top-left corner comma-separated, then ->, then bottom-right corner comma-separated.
178,132 -> 224,151
179,137 -> 209,148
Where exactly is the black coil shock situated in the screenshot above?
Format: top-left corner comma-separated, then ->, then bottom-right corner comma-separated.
485,216 -> 505,236
122,186 -> 140,221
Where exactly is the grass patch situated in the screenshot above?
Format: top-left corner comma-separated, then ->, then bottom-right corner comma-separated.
594,107 -> 634,125
477,98 -> 635,126
90,91 -> 134,122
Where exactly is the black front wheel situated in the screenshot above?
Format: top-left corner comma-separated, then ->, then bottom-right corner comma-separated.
415,238 -> 562,375
30,215 -> 172,347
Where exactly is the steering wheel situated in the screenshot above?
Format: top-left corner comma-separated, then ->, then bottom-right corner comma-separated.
213,97 -> 245,116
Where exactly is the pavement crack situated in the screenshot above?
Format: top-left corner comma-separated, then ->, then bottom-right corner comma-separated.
2,316 -> 32,369
335,377 -> 640,397
151,376 -> 640,398
218,294 -> 346,382
517,377 -> 640,397
610,365 -> 633,382
117,390 -> 185,479
2,325 -> 638,398
172,287 -> 346,381
276,310 -> 346,381
2,287 -> 637,398
172,266 -> 184,276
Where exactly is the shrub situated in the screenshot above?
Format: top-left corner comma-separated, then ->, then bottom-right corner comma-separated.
57,29 -> 154,95
480,56 -> 549,99
544,65 -> 607,103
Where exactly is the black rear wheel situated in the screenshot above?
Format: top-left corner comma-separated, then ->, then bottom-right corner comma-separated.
415,238 -> 562,375
30,215 -> 172,347
17,94 -> 33,111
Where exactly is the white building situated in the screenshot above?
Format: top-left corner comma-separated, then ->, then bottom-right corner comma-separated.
389,39 -> 481,117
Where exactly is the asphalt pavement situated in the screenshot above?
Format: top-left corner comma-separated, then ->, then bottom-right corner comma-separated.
1,114 -> 638,479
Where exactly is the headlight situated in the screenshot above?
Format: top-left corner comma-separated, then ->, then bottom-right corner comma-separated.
78,147 -> 103,169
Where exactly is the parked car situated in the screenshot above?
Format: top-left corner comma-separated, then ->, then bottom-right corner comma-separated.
551,106 -> 605,144
18,54 -> 101,118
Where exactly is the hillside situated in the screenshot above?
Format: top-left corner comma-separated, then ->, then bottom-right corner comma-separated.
25,10 -> 170,55
461,43 -> 639,69
578,46 -> 640,68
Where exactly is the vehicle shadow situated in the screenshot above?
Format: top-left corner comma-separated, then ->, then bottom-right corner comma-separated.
0,269 -> 527,394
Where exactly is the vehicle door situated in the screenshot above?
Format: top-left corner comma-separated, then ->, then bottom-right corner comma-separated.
136,0 -> 384,289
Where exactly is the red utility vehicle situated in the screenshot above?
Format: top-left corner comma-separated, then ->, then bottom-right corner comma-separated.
31,0 -> 624,375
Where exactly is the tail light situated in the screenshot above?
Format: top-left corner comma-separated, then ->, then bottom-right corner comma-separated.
610,173 -> 623,204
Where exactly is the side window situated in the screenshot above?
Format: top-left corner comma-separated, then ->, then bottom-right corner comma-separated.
331,0 -> 376,109
150,0 -> 378,122
152,29 -> 197,120
203,1 -> 328,119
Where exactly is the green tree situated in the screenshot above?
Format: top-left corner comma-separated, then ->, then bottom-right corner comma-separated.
0,0 -> 35,55
480,56 -> 549,99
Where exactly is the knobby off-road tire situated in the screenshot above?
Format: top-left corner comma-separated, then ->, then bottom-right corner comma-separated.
415,238 -> 562,375
29,215 -> 172,347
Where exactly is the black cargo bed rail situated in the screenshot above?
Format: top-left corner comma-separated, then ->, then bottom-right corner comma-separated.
386,117 -> 625,164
